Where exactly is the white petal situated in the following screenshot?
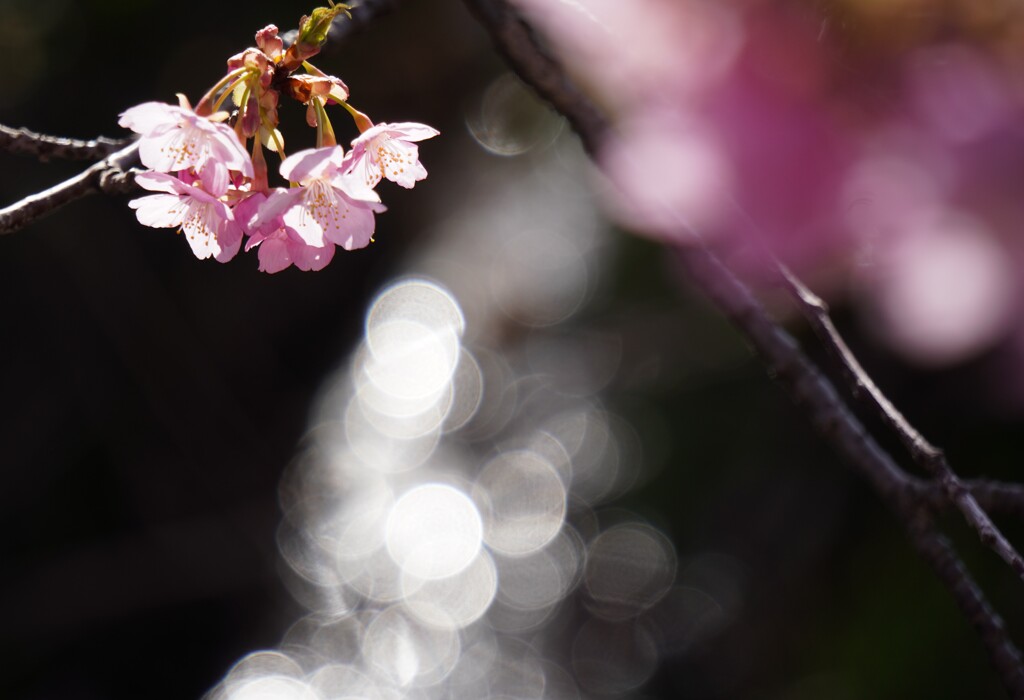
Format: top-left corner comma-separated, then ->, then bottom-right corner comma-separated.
387,122 -> 440,141
129,194 -> 188,228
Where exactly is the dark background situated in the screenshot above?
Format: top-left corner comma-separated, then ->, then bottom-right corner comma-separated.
2,1 -> 1023,699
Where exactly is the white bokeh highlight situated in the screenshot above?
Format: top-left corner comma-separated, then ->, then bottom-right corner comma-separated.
207,136 -> 698,700
386,484 -> 483,580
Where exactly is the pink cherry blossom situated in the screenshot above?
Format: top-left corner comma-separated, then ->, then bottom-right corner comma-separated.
128,172 -> 243,262
119,101 -> 254,195
236,192 -> 335,273
254,145 -> 385,251
347,122 -> 439,189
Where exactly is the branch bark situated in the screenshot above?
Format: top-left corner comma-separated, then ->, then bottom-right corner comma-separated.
779,265 -> 1024,582
0,141 -> 141,236
0,124 -> 132,162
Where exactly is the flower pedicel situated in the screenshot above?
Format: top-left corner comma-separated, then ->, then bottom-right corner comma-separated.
118,3 -> 437,273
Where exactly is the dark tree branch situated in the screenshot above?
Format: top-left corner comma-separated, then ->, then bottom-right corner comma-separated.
779,265 -> 1024,582
908,510 -> 1024,697
462,0 -> 1024,695
0,124 -> 132,161
460,0 -> 608,156
0,142 -> 141,236
914,479 -> 1024,519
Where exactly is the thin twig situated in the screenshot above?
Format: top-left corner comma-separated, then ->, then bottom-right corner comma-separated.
0,142 -> 140,236
678,237 -> 1024,698
913,479 -> 1024,520
462,0 -> 1024,695
907,510 -> 1024,697
460,0 -> 608,156
0,124 -> 131,161
779,266 -> 1024,583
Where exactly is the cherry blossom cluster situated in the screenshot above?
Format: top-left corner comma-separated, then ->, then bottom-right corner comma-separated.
118,4 -> 438,273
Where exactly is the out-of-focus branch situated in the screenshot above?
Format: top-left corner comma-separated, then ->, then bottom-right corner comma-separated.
462,0 -> 1024,695
778,265 -> 1024,583
677,243 -> 1024,698
907,510 -> 1024,696
0,141 -> 141,236
461,0 -> 608,156
0,124 -> 132,161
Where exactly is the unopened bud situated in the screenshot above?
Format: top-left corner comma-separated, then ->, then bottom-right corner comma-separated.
297,3 -> 351,48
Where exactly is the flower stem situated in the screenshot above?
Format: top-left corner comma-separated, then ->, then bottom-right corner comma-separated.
195,67 -> 249,116
340,101 -> 374,133
212,73 -> 253,115
313,97 -> 337,148
262,117 -> 286,159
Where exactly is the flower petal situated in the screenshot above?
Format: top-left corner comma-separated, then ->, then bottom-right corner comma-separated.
380,141 -> 426,189
291,239 -> 335,271
213,214 -> 243,263
128,193 -> 188,228
179,202 -> 223,260
386,122 -> 441,142
118,102 -> 180,135
134,171 -> 188,195
321,194 -> 380,251
199,159 -> 230,197
280,145 -> 345,183
257,236 -> 294,273
253,187 -> 304,232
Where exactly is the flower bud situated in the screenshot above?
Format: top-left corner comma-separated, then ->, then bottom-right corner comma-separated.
297,4 -> 350,46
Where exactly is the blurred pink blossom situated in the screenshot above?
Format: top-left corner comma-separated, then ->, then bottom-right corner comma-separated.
510,0 -> 743,109
860,209 -> 1017,366
598,109 -> 731,242
906,44 -> 1013,144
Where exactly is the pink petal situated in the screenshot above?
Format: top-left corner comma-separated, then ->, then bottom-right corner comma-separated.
280,145 -> 345,183
214,215 -> 243,263
205,123 -> 255,176
252,188 -> 303,231
199,160 -> 230,197
321,196 -> 379,251
281,192 -> 329,247
344,148 -> 383,190
234,192 -> 268,237
291,239 -> 335,270
257,236 -> 294,273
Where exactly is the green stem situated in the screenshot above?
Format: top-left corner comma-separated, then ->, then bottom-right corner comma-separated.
195,67 -> 249,115
212,72 -> 253,114
262,117 -> 286,160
